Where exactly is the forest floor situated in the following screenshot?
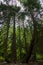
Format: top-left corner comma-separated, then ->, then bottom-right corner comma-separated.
0,61 -> 43,65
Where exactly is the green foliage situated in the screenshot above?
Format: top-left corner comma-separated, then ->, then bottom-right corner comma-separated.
19,0 -> 41,10
0,0 -> 43,62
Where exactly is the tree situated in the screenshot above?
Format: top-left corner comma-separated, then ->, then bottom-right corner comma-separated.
11,14 -> 17,63
11,6 -> 20,63
3,10 -> 10,62
18,20 -> 22,62
19,0 -> 41,63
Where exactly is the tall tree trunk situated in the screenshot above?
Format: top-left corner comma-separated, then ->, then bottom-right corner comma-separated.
3,12 -> 10,62
18,22 -> 21,62
22,21 -> 29,63
25,7 -> 38,63
11,15 -> 16,63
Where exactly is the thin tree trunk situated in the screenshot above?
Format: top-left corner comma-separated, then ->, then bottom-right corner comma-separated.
18,22 -> 21,62
22,21 -> 29,63
3,13 -> 10,62
25,7 -> 38,63
11,15 -> 16,63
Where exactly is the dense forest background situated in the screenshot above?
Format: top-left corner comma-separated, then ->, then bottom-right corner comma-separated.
0,0 -> 43,64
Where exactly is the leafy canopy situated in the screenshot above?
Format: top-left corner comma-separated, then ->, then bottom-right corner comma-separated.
19,0 -> 41,10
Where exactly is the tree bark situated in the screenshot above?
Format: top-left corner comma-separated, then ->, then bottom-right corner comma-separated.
25,6 -> 38,63
11,15 -> 16,63
3,12 -> 10,62
18,22 -> 22,62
